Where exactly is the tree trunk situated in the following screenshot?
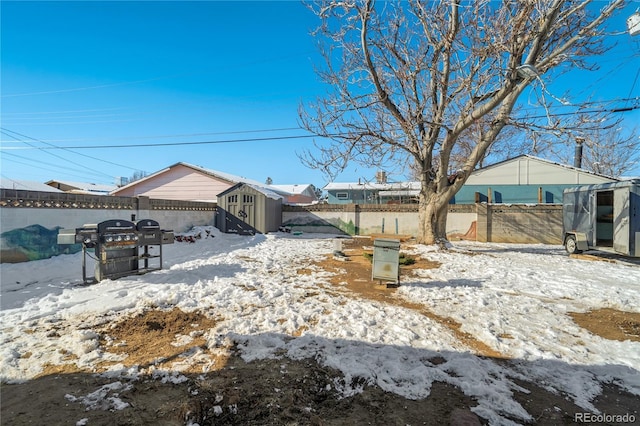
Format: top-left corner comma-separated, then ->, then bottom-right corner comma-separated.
417,188 -> 450,246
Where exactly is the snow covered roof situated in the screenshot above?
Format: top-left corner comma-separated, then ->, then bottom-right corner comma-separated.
270,184 -> 315,195
324,155 -> 620,191
110,162 -> 285,196
217,182 -> 284,200
246,184 -> 284,200
324,181 -> 421,191
0,179 -> 64,192
185,163 -> 269,188
379,190 -> 420,197
45,180 -> 116,194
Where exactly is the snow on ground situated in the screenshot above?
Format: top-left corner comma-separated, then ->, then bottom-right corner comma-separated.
1,227 -> 639,425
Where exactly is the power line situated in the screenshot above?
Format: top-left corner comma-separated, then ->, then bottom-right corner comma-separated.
0,128 -> 143,172
1,133 -> 318,150
1,153 -> 116,184
526,103 -> 640,119
0,130 -> 114,179
1,95 -> 636,145
1,96 -> 637,152
0,126 -> 305,144
1,107 -> 130,116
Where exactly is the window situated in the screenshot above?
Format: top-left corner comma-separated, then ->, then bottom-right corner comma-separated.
243,195 -> 254,203
229,195 -> 238,203
336,192 -> 349,200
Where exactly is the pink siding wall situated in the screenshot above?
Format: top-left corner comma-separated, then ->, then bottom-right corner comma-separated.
113,165 -> 232,201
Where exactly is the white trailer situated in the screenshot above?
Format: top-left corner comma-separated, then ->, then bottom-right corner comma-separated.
562,180 -> 640,257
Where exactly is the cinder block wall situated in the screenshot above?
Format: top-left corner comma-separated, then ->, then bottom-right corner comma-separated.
284,203 -> 563,244
474,204 -> 563,244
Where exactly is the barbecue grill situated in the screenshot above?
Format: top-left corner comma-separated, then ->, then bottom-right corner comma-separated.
136,219 -> 167,274
58,218 -> 174,284
93,219 -> 138,283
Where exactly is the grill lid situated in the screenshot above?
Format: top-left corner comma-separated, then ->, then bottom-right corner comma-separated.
136,219 -> 160,231
97,220 -> 136,233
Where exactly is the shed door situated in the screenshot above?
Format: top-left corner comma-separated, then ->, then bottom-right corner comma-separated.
225,195 -> 239,233
228,195 -> 238,217
241,194 -> 255,228
613,187 -> 630,255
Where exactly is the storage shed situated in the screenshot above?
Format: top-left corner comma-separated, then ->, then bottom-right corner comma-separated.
216,183 -> 283,234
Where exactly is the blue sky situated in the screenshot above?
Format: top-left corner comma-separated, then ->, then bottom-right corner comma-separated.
1,1 -> 639,189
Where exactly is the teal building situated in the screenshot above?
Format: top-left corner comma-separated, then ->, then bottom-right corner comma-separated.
324,156 -> 618,205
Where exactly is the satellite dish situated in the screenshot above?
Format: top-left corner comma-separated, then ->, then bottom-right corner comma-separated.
628,12 -> 640,36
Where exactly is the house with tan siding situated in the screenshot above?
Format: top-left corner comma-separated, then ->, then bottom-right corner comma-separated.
110,162 -> 280,203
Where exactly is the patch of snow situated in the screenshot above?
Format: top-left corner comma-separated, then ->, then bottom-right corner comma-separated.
65,381 -> 132,411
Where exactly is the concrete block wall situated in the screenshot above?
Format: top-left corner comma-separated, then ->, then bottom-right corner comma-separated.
282,204 -> 478,238
284,203 -> 563,244
476,204 -> 563,244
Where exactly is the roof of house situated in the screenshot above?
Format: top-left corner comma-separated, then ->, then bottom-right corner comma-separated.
111,162 -> 285,195
0,179 -> 64,192
324,155 -> 619,190
270,184 -> 316,195
323,181 -> 421,191
475,155 -> 620,181
45,180 -> 116,194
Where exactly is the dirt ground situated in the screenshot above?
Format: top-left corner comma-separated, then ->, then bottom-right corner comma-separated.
2,237 -> 640,425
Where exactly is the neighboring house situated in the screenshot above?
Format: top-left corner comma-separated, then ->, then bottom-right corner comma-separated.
109,162 -> 317,205
109,162 -> 280,203
324,155 -> 619,205
1,179 -> 64,192
324,181 -> 421,204
216,183 -> 283,234
453,155 -> 618,204
270,184 -> 319,205
45,180 -> 115,195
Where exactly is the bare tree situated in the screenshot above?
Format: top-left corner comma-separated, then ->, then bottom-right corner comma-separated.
128,170 -> 148,184
582,128 -> 640,177
299,0 -> 627,244
537,124 -> 640,177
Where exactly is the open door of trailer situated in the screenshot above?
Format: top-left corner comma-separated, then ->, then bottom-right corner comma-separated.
595,191 -> 613,247
613,187 -> 631,255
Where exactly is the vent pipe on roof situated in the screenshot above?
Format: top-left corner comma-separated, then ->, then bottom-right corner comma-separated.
574,137 -> 585,168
